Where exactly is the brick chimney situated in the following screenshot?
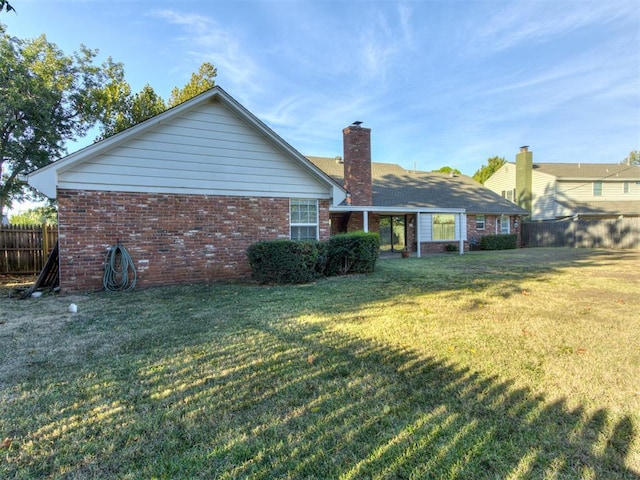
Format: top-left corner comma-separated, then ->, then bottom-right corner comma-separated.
343,123 -> 372,206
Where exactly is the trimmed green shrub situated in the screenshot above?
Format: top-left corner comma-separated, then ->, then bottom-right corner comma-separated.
445,243 -> 458,252
326,232 -> 380,276
480,234 -> 518,250
247,232 -> 380,284
314,241 -> 329,277
246,240 -> 325,284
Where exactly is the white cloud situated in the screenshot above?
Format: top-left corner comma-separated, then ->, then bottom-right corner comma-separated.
354,4 -> 416,83
470,1 -> 638,53
150,9 -> 265,96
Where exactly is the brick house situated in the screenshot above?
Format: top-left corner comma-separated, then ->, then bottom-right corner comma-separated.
310,124 -> 527,255
28,86 -> 525,291
28,87 -> 346,291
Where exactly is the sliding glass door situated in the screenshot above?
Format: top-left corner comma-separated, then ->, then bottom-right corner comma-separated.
379,215 -> 406,252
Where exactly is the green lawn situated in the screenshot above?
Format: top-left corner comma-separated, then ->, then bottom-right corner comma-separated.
1,248 -> 639,479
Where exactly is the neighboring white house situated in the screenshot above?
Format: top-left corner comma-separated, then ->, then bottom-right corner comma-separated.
485,147 -> 640,221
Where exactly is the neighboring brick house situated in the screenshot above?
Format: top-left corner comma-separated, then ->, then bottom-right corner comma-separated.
28,87 -> 345,291
28,86 -> 525,291
309,125 -> 527,255
485,147 -> 640,221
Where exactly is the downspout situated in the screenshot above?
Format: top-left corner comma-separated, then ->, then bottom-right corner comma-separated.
416,212 -> 421,258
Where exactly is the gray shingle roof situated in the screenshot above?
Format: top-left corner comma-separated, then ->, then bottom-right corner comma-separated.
530,163 -> 640,180
308,156 -> 527,214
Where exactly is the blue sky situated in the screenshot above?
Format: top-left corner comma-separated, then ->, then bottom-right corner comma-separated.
4,0 -> 640,176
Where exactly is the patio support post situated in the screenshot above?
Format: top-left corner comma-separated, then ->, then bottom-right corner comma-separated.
458,212 -> 464,255
416,212 -> 421,258
363,210 -> 369,232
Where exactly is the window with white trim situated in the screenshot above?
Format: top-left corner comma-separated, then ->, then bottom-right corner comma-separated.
476,215 -> 485,230
593,181 -> 603,196
432,214 -> 456,241
290,199 -> 318,240
500,216 -> 510,234
623,182 -> 629,194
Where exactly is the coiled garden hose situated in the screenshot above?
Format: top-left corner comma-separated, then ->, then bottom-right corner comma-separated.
103,243 -> 137,292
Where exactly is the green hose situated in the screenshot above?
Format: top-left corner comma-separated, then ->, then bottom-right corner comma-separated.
103,243 -> 137,292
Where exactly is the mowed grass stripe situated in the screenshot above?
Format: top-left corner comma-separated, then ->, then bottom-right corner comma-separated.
0,248 -> 638,478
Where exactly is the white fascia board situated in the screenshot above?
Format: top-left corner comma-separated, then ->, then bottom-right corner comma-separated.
330,206 -> 466,214
556,176 -> 634,181
331,186 -> 348,205
26,168 -> 57,198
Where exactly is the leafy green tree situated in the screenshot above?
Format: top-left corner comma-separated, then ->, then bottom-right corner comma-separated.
168,62 -> 217,107
10,205 -> 58,225
622,150 -> 639,166
432,166 -> 462,175
472,156 -> 506,184
98,84 -> 166,139
98,62 -> 217,139
0,25 -> 127,211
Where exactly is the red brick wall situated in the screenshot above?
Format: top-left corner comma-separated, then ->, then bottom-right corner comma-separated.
467,214 -> 522,246
57,190 -> 330,292
467,214 -> 497,242
341,212 -> 379,234
343,126 -> 372,206
420,242 -> 460,254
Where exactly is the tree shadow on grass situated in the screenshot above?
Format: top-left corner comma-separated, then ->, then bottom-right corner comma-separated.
2,312 -> 638,479
1,248 -> 638,478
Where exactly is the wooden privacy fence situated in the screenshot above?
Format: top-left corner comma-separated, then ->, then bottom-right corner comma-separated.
522,217 -> 640,249
0,224 -> 58,274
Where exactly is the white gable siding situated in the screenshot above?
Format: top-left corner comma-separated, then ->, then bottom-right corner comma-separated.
486,165 -> 561,220
419,214 -> 433,240
531,171 -> 558,220
57,100 -> 331,199
484,163 -> 515,197
557,179 -> 639,201
557,180 -> 598,199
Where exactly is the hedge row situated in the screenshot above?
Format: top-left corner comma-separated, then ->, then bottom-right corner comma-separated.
247,232 -> 380,284
480,234 -> 518,250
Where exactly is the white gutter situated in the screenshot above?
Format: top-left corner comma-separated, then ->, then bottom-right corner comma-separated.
330,206 -> 465,214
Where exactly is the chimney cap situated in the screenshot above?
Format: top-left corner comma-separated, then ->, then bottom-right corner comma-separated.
520,145 -> 529,152
352,121 -> 363,126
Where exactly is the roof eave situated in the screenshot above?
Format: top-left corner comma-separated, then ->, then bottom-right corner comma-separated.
330,205 -> 466,213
